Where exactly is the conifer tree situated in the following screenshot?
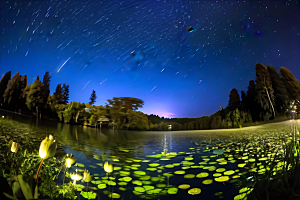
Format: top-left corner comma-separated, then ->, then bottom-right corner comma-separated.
89,90 -> 96,105
62,83 -> 69,104
267,65 -> 289,113
280,66 -> 300,103
3,72 -> 22,110
26,76 -> 44,118
255,63 -> 275,120
17,75 -> 27,110
54,84 -> 63,104
42,72 -> 51,106
228,88 -> 240,109
0,71 -> 11,107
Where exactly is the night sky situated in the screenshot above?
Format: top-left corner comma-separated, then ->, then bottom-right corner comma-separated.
1,0 -> 300,118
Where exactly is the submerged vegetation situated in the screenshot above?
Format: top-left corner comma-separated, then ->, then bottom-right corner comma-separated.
0,63 -> 299,131
1,116 -> 300,199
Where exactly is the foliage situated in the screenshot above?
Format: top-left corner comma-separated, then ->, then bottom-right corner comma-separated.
26,76 -> 44,117
89,90 -> 97,105
3,72 -> 22,110
280,66 -> 300,102
267,65 -> 289,113
0,120 -> 77,200
54,84 -> 63,104
0,71 -> 11,107
228,88 -> 240,109
255,63 -> 275,120
62,83 -> 70,105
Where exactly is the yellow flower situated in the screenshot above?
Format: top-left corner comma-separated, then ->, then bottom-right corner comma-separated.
65,154 -> 76,168
39,135 -> 56,159
70,173 -> 82,185
70,173 -> 83,181
11,142 -> 20,153
83,169 -> 92,182
104,161 -> 113,173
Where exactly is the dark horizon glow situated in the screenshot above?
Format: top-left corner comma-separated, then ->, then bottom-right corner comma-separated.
1,0 -> 300,118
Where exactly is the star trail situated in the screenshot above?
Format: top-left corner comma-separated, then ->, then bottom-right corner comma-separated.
1,0 -> 300,118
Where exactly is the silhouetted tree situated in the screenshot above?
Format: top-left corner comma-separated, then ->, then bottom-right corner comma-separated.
246,80 -> 260,121
54,84 -> 63,104
62,83 -> 69,104
0,71 -> 11,107
42,72 -> 51,106
26,76 -> 44,118
255,63 -> 275,120
89,90 -> 96,105
241,90 -> 247,110
280,66 -> 300,104
17,75 -> 27,110
3,72 -> 22,110
267,65 -> 289,113
228,88 -> 240,109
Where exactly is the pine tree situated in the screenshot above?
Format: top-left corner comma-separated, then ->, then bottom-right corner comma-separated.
267,65 -> 289,113
26,76 -> 44,118
17,75 -> 27,110
280,66 -> 300,102
3,72 -> 22,110
255,63 -> 275,120
246,80 -> 260,121
0,71 -> 11,107
54,84 -> 63,104
62,83 -> 69,104
42,72 -> 51,106
241,90 -> 247,110
228,88 -> 240,109
89,90 -> 96,105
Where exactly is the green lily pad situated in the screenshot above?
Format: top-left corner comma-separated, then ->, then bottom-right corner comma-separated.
97,184 -> 106,189
184,174 -> 195,179
108,193 -> 121,199
80,191 -> 97,199
196,172 -> 209,178
178,184 -> 190,189
168,188 -> 178,194
202,179 -> 213,185
174,171 -> 185,175
134,187 -> 145,193
134,171 -> 146,175
76,163 -> 85,167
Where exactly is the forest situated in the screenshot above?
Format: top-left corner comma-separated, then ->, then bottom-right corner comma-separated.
0,62 -> 299,131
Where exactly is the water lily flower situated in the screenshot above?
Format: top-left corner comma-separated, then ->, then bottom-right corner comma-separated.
104,161 -> 113,173
36,135 -> 57,179
39,135 -> 57,159
83,169 -> 92,182
11,142 -> 20,153
70,173 -> 82,185
65,154 -> 76,168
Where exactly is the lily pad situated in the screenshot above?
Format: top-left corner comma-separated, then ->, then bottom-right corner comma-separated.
108,193 -> 121,199
188,188 -> 201,195
215,176 -> 230,182
202,179 -> 213,185
178,184 -> 190,189
196,172 -> 209,178
167,188 -> 178,194
184,174 -> 195,179
174,171 -> 185,175
97,184 -> 106,189
80,191 -> 97,199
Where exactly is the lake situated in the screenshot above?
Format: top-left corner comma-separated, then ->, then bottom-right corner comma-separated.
0,109 -> 294,200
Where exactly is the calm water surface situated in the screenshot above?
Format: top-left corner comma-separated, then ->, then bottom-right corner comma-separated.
0,109 -> 294,200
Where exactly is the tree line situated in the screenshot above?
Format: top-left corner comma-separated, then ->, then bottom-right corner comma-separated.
147,63 -> 300,131
0,71 -> 151,130
0,62 -> 299,131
